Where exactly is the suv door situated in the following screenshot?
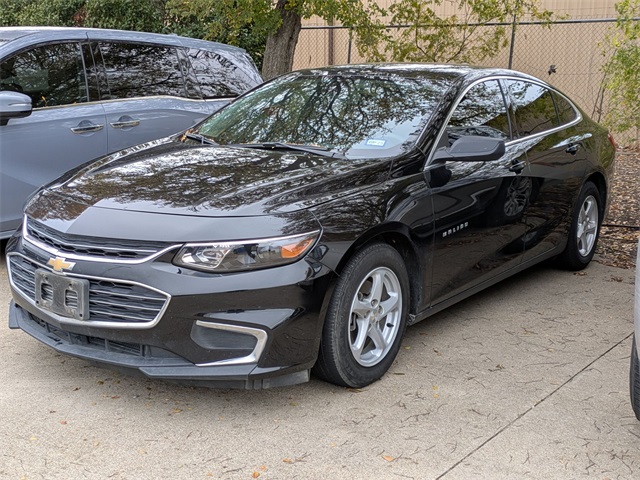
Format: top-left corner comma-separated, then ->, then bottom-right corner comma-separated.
0,42 -> 107,237
91,41 -> 211,153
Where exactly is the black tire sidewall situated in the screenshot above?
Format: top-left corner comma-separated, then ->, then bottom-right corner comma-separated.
559,181 -> 602,270
631,336 -> 640,420
318,243 -> 409,388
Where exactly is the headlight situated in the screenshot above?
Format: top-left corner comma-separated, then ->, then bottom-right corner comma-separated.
173,231 -> 320,273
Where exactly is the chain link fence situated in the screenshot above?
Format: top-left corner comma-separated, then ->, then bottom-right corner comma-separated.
294,18 -> 638,148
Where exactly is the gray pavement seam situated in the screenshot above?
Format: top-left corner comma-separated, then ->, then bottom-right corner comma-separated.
435,331 -> 635,479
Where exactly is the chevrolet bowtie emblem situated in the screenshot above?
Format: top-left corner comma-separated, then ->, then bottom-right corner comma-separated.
47,257 -> 75,272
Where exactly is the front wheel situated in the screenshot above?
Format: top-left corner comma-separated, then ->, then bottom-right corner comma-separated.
557,181 -> 602,270
313,243 -> 409,388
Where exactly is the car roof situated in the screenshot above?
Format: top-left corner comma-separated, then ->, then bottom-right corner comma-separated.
295,63 -> 544,86
0,26 -> 247,56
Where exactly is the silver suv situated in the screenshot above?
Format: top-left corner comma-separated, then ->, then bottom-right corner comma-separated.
0,27 -> 262,239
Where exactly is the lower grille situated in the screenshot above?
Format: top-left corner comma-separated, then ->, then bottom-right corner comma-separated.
28,313 -> 180,359
9,254 -> 169,326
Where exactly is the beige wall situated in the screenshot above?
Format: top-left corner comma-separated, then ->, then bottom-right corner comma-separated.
302,0 -> 619,27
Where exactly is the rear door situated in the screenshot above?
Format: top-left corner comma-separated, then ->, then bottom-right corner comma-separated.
503,79 -> 588,262
90,40 -> 211,153
0,41 -> 107,236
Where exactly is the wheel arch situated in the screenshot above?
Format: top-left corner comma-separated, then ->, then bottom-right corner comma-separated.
585,171 -> 608,216
332,223 -> 425,316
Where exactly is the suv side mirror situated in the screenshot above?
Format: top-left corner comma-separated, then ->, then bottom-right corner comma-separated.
0,91 -> 32,126
433,135 -> 506,163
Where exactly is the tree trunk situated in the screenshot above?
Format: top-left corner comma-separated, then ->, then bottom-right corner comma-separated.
262,0 -> 302,80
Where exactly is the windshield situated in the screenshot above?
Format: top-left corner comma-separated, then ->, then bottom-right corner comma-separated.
195,71 -> 451,159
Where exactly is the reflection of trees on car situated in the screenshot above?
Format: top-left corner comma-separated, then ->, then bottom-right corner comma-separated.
200,71 -> 452,154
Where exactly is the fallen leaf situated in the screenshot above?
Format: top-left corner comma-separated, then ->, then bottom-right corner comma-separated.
59,420 -> 67,425
283,458 -> 293,464
382,455 -> 395,462
252,472 -> 260,478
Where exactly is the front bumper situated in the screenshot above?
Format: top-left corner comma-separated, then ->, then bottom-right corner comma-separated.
7,233 -> 334,389
9,302 -> 310,389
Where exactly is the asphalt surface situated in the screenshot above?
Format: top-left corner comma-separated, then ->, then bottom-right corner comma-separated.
1,249 -> 637,480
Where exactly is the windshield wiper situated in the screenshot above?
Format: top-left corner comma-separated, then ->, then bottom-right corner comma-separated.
228,142 -> 344,158
183,132 -> 218,145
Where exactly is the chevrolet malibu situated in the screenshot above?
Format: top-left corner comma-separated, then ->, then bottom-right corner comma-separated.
6,64 -> 616,389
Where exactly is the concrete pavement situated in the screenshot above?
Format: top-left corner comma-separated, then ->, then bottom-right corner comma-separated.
1,252 -> 637,479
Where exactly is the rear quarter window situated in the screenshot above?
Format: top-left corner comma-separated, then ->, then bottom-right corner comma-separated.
506,80 -> 559,137
553,92 -> 578,125
187,49 -> 260,98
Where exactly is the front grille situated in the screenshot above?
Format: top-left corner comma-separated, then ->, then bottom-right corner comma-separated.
9,254 -> 169,326
26,218 -> 171,260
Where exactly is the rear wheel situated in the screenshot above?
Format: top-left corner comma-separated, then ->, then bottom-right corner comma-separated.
313,243 -> 409,388
557,181 -> 601,270
631,336 -> 640,421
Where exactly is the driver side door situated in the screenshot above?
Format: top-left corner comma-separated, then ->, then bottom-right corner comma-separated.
426,79 -> 530,305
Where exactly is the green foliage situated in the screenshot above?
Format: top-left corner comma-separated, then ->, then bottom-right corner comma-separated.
165,0 -> 277,70
0,0 -> 85,26
602,0 -> 640,134
84,0 -> 166,32
381,0 -> 554,64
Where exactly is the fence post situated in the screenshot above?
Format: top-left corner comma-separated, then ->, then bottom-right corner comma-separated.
508,13 -> 517,69
347,28 -> 352,64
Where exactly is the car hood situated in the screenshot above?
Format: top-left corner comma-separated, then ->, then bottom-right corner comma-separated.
37,138 -> 390,218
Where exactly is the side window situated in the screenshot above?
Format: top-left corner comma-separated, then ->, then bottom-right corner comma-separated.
0,43 -> 88,108
447,80 -> 511,144
96,42 -> 186,99
553,92 -> 578,125
507,80 -> 559,137
187,48 -> 256,98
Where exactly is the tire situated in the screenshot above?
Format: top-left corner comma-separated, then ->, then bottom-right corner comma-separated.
631,336 -> 640,421
557,181 -> 602,270
313,243 -> 409,388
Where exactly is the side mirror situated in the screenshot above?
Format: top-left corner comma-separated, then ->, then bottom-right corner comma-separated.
433,135 -> 506,163
0,91 -> 32,126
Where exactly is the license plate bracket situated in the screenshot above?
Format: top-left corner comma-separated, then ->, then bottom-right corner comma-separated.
35,269 -> 90,321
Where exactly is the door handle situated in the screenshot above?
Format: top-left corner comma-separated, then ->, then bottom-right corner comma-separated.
509,161 -> 525,173
71,121 -> 104,134
110,117 -> 140,129
565,144 -> 580,155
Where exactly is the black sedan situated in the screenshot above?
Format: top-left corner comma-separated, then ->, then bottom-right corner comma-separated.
6,64 -> 616,389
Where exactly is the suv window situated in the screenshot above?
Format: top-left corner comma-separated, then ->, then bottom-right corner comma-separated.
507,80 -> 559,137
187,49 -> 256,98
447,80 -> 511,143
96,42 -> 185,99
553,92 -> 578,125
0,43 -> 88,108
